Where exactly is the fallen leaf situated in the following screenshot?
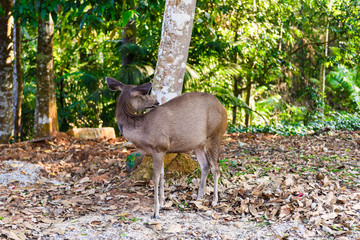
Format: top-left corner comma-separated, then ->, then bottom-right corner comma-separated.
163,201 -> 174,209
132,205 -> 140,212
165,224 -> 182,233
79,176 -> 91,184
192,201 -> 210,211
279,205 -> 291,218
321,212 -> 337,220
3,230 -> 25,240
155,224 -> 162,231
352,203 -> 360,210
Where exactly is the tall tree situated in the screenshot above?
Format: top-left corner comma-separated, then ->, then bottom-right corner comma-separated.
0,0 -> 14,143
152,0 -> 197,104
34,13 -> 58,138
12,0 -> 23,141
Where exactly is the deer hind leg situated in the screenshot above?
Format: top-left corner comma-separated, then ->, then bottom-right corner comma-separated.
159,163 -> 165,207
207,137 -> 221,206
195,146 -> 210,200
152,152 -> 165,219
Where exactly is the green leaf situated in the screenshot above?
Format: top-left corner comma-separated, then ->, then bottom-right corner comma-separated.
122,10 -> 135,28
40,9 -> 47,20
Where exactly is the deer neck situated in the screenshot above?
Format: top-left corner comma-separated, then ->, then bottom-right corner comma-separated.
116,102 -> 146,136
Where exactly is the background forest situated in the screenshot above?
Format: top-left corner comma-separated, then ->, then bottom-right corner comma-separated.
0,1 -> 360,238
3,0 -> 360,140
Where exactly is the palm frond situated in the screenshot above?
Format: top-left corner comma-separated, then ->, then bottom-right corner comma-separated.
327,65 -> 360,109
116,62 -> 154,85
256,94 -> 281,106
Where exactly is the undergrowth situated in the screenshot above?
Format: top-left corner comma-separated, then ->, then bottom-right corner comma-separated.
229,112 -> 360,136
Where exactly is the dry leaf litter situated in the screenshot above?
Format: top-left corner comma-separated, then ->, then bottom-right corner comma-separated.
0,131 -> 359,239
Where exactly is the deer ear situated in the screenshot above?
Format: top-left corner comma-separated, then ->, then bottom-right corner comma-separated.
131,82 -> 152,96
106,77 -> 124,91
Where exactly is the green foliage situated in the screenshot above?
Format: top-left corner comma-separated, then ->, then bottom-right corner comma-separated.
0,5 -> 5,16
20,26 -> 37,140
327,65 -> 360,111
220,158 -> 238,177
16,0 -> 165,138
230,112 -> 360,136
12,0 -> 360,139
13,0 -> 69,26
56,72 -> 105,131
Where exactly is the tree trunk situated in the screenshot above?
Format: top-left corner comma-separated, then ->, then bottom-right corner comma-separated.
244,80 -> 252,127
136,0 -> 197,178
13,12 -> 23,142
122,0 -> 136,67
322,0 -> 333,113
231,25 -> 240,125
232,106 -> 237,125
34,13 -> 59,138
0,0 -> 14,143
232,76 -> 242,125
152,0 -> 196,104
121,20 -> 136,66
299,0 -> 306,86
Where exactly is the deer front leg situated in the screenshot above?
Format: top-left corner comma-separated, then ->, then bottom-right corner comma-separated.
152,152 -> 165,219
211,167 -> 219,206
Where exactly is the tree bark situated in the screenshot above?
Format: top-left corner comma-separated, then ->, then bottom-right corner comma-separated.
122,0 -> 136,66
322,0 -> 333,113
152,0 -> 196,104
34,13 -> 59,138
0,0 -> 14,143
244,80 -> 252,127
231,24 -> 240,125
121,20 -> 136,66
232,76 -> 242,125
299,0 -> 306,86
13,10 -> 23,142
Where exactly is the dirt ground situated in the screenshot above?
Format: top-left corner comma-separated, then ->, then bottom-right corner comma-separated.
0,131 -> 359,239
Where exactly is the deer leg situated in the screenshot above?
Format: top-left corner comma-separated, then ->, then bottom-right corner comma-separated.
208,139 -> 221,207
159,164 -> 165,207
195,147 -> 210,200
152,152 -> 165,219
211,165 -> 220,206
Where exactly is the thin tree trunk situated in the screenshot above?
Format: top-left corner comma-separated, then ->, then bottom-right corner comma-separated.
244,80 -> 252,127
34,13 -> 59,138
299,1 -> 307,92
122,0 -> 136,67
232,106 -> 236,125
232,76 -> 242,125
232,23 -> 240,125
13,10 -> 23,142
121,20 -> 136,66
152,0 -> 196,104
0,0 -> 14,143
322,0 -> 333,113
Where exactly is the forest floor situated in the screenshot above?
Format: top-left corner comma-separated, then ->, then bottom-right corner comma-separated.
0,131 -> 359,239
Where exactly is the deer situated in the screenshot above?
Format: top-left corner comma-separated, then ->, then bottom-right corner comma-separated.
106,77 -> 227,219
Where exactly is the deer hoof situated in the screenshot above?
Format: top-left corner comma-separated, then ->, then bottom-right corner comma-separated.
151,214 -> 159,219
